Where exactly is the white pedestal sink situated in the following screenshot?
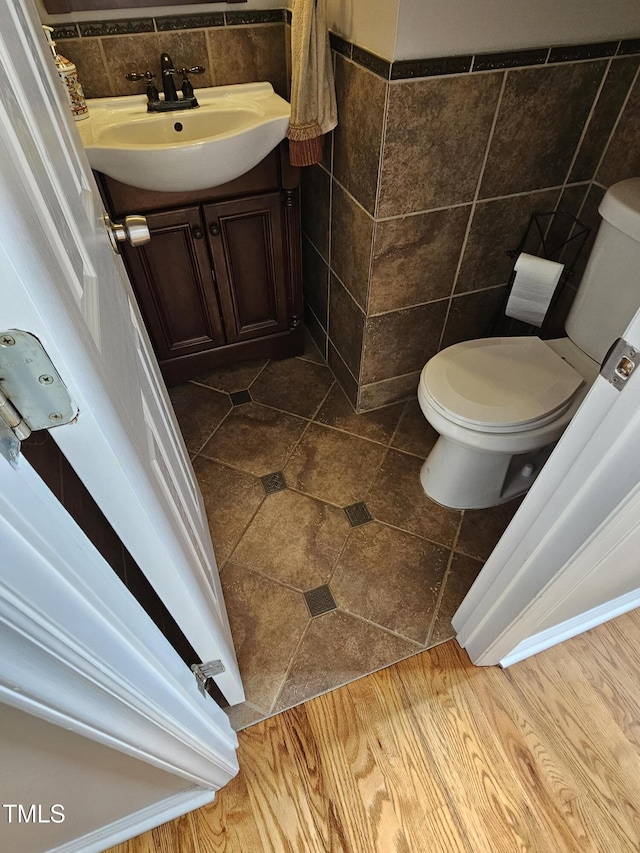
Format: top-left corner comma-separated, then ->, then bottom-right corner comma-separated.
77,82 -> 291,192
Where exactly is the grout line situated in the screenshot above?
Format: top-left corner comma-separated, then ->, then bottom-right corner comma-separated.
94,38 -> 117,98
325,333 -> 360,387
301,231 -> 330,271
304,304 -> 328,344
387,398 -> 411,450
326,147 -> 334,358
204,28 -> 216,85
326,522 -> 358,587
268,620 -> 311,715
228,556 -> 318,598
440,69 -> 508,350
279,412 -> 314,465
224,497 -> 267,567
444,204 -> 475,308
327,265 -> 367,315
189,402 -> 234,457
332,605 -> 425,649
370,181 -> 589,223
360,281 -> 507,322
424,512 -> 464,646
371,513 -> 460,553
362,445 -> 388,506
246,359 -> 270,389
592,61 -> 640,182
309,378 -> 337,422
373,72 -> 392,221
563,57 -> 612,186
330,175 -> 377,222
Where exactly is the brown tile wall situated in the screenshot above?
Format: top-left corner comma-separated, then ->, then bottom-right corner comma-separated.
302,49 -> 640,411
58,18 -> 640,414
58,22 -> 288,99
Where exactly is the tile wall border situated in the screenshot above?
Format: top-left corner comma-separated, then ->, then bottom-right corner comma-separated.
52,11 -> 640,84
51,8 -> 286,40
329,31 -> 640,81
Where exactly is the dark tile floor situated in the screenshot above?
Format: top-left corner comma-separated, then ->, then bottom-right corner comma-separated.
169,331 -> 521,730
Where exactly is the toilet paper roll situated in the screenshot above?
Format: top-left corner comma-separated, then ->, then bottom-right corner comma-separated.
505,252 -> 564,327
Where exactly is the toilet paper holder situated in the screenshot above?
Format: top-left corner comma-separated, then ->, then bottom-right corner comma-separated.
492,210 -> 591,336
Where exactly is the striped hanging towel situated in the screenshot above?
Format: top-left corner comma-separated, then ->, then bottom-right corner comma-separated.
287,0 -> 338,166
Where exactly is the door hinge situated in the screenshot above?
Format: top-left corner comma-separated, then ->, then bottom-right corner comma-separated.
191,660 -> 225,697
600,338 -> 639,392
0,330 -> 78,468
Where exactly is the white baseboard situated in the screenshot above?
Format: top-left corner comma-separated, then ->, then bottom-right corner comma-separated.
48,786 -> 215,853
499,588 -> 640,668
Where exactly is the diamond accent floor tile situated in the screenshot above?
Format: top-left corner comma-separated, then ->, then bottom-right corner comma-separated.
261,471 -> 287,494
304,584 -> 337,617
230,389 -> 252,406
344,502 -> 372,527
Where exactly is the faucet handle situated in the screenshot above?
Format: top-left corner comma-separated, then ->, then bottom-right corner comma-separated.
125,71 -> 156,81
179,66 -> 205,77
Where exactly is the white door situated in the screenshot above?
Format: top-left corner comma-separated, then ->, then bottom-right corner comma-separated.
453,305 -> 640,665
0,0 -> 243,704
0,448 -> 239,799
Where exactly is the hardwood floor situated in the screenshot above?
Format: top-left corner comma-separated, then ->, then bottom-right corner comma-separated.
108,609 -> 640,852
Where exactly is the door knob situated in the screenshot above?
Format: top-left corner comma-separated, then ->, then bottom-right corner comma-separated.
209,223 -> 220,237
104,214 -> 151,252
192,227 -> 204,240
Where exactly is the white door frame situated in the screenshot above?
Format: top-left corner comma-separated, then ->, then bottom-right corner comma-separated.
1,452 -> 238,791
453,311 -> 640,665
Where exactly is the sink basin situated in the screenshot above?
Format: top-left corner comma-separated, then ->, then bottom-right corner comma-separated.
77,82 -> 291,192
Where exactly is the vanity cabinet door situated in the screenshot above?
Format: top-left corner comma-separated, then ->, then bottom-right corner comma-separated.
121,206 -> 226,360
204,193 -> 290,344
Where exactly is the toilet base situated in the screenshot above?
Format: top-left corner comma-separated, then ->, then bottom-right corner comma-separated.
419,436 -> 555,510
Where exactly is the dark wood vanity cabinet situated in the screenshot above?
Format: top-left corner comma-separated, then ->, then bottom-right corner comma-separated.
97,144 -> 303,385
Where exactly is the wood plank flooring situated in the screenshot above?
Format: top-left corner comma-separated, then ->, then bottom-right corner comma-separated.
107,609 -> 640,852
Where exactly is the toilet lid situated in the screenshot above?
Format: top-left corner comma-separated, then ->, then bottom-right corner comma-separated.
422,337 -> 584,429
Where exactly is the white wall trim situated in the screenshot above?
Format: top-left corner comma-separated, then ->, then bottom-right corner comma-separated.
499,587 -> 640,667
48,787 -> 215,853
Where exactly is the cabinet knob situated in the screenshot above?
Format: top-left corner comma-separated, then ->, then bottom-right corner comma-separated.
209,223 -> 220,237
192,227 -> 204,240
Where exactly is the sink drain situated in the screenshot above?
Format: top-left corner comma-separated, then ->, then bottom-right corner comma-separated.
174,122 -> 183,132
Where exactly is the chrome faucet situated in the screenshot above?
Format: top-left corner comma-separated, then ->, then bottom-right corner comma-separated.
125,54 -> 205,112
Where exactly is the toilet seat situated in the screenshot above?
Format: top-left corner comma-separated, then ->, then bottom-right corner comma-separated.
420,337 -> 584,434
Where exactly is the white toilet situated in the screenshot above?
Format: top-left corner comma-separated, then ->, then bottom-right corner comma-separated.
418,177 -> 640,510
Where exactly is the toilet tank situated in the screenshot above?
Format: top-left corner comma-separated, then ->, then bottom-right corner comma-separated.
566,178 -> 640,364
